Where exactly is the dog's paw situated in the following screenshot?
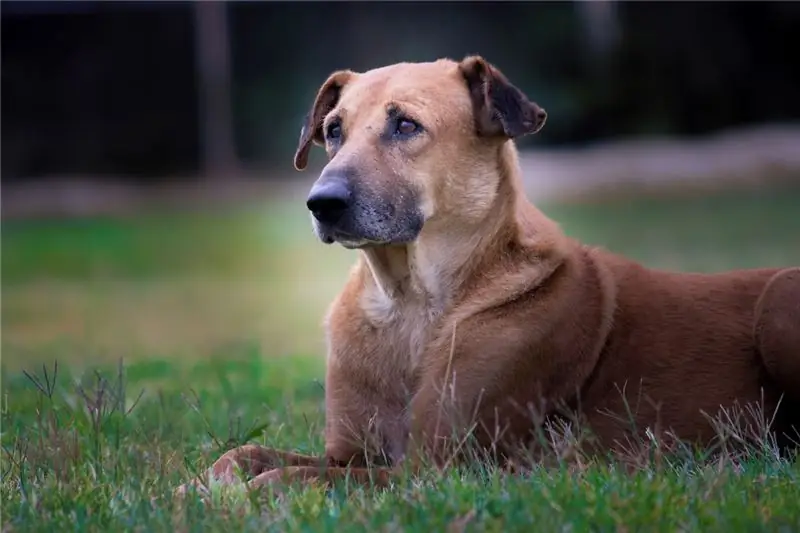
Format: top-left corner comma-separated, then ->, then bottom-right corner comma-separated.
174,480 -> 213,500
147,480 -> 211,512
248,467 -> 318,489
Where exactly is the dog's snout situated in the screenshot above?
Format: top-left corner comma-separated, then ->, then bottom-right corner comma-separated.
307,178 -> 352,225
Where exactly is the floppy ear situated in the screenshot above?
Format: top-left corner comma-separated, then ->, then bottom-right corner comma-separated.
459,56 -> 547,139
293,70 -> 355,171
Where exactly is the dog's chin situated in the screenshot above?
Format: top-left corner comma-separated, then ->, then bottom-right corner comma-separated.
330,233 -> 390,250
314,227 -> 418,250
312,216 -> 424,249
337,236 -> 421,250
314,227 -> 379,249
338,239 -> 379,250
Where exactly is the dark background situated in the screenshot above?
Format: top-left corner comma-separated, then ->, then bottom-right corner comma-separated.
3,1 -> 800,183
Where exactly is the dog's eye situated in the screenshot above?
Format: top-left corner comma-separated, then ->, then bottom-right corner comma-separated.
327,122 -> 342,140
395,118 -> 419,137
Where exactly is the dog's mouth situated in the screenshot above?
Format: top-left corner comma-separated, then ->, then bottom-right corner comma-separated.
334,236 -> 388,250
316,227 -> 387,249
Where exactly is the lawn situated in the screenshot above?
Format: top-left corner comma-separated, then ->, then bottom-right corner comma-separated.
2,184 -> 800,531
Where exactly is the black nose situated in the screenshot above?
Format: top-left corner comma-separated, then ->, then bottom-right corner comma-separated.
306,178 -> 352,224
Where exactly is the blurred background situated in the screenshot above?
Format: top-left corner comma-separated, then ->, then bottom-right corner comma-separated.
3,1 -> 800,372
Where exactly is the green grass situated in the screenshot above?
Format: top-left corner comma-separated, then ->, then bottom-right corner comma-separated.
4,353 -> 800,532
3,185 -> 800,531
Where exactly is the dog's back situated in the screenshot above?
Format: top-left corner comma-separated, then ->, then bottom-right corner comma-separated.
578,250 -> 795,449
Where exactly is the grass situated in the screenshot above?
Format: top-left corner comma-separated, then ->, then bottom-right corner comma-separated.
3,184 -> 800,531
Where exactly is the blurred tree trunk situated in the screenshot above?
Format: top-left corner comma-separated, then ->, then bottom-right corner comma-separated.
193,1 -> 239,180
576,0 -> 620,73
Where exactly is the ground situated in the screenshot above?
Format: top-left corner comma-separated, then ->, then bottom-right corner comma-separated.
3,184 -> 800,531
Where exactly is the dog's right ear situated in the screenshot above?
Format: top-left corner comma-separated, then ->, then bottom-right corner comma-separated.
293,70 -> 354,171
459,56 -> 547,140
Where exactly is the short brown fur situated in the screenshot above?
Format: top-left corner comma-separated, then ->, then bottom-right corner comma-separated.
178,56 -> 800,496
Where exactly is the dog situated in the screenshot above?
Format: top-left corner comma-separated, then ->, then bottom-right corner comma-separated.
178,56 -> 800,496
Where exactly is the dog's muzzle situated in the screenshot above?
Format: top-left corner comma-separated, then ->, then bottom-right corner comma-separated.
306,169 -> 425,248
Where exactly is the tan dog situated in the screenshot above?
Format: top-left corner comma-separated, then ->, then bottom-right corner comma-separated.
180,56 -> 800,496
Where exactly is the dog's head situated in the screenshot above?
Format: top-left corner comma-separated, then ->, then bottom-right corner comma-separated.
294,56 -> 547,249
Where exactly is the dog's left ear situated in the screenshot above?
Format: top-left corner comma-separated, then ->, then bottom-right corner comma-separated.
459,56 -> 547,139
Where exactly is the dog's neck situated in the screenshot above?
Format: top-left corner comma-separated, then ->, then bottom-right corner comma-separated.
360,142 -> 560,311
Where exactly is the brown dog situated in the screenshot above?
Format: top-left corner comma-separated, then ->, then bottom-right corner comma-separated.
179,56 -> 800,496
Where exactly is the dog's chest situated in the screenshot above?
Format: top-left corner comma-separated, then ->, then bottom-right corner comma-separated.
360,287 -> 442,372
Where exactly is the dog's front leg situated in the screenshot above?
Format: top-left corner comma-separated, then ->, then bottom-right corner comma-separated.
207,445 -> 327,482
247,464 -> 395,494
175,445 -> 326,497
237,411 -> 404,494
406,380 -> 483,469
405,330 -> 537,469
